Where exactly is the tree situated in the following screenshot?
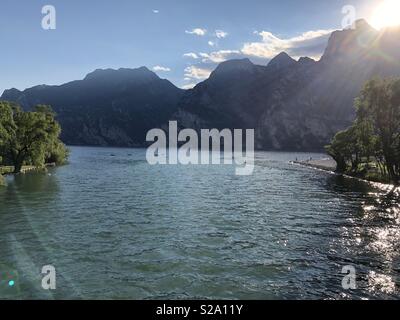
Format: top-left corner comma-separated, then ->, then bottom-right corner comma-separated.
0,102 -> 17,164
327,77 -> 400,185
0,102 -> 68,173
325,127 -> 356,173
356,78 -> 400,185
46,140 -> 69,165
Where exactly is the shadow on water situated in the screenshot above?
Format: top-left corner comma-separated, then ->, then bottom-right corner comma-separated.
325,174 -> 373,195
322,174 -> 400,299
0,171 -> 79,299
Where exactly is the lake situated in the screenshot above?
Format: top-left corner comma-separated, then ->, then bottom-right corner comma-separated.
0,146 -> 399,299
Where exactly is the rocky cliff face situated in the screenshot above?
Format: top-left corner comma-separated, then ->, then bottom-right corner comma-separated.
2,20 -> 400,150
174,20 -> 400,151
1,67 -> 184,146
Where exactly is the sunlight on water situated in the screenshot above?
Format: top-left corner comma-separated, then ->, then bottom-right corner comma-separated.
0,147 -> 399,299
367,271 -> 396,294
352,188 -> 400,296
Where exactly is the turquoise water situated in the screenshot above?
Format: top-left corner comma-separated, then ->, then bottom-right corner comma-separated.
0,146 -> 399,299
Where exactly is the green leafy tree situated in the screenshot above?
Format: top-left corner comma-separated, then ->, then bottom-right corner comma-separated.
46,140 -> 69,165
325,127 -> 356,173
327,77 -> 400,185
0,102 -> 68,173
356,78 -> 400,184
0,102 -> 17,164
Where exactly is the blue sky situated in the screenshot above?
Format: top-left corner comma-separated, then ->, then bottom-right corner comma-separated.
0,0 -> 380,93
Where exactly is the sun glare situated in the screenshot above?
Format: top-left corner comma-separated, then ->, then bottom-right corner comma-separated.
370,0 -> 400,29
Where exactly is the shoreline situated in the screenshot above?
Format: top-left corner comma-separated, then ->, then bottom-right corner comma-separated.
1,163 -> 57,187
291,158 -> 399,195
0,163 -> 56,176
292,158 -> 337,172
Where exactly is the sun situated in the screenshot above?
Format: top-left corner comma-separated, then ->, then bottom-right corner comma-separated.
370,0 -> 400,29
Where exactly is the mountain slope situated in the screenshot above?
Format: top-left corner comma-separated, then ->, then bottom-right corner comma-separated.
174,20 -> 400,150
1,67 -> 184,146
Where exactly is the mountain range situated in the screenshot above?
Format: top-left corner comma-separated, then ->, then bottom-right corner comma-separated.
2,20 -> 400,150
2,68 -> 184,146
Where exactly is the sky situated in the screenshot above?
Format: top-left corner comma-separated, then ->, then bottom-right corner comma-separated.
0,0 -> 383,93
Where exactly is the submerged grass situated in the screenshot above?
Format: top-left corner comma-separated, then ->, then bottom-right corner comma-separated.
0,174 -> 6,187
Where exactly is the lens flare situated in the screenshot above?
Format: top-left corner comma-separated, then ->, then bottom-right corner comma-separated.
370,0 -> 400,29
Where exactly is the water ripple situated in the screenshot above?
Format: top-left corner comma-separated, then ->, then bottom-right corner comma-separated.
0,147 -> 399,299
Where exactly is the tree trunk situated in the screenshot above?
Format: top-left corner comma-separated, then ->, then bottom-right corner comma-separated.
13,153 -> 24,174
13,161 -> 23,174
335,156 -> 347,173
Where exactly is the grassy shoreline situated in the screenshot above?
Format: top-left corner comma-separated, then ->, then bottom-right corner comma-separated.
0,165 -> 37,175
1,163 -> 56,175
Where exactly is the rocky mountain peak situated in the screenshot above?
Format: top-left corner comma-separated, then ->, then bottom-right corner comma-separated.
267,52 -> 296,69
1,87 -> 22,100
298,56 -> 316,65
321,19 -> 378,62
83,67 -> 158,83
211,58 -> 255,76
353,19 -> 375,31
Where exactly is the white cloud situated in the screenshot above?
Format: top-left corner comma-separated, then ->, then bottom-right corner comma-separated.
184,65 -> 212,80
152,9 -> 159,14
185,28 -> 207,36
152,65 -> 171,72
208,41 -> 215,47
215,30 -> 228,38
199,50 -> 241,63
183,52 -> 199,59
179,28 -> 335,89
181,83 -> 197,90
241,29 -> 334,60
183,29 -> 334,69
